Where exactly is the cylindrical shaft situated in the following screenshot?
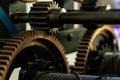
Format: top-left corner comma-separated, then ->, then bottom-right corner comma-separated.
60,12 -> 120,24
33,72 -> 120,80
11,13 -> 29,23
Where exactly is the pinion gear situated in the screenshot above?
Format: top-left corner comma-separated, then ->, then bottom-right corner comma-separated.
29,1 -> 60,29
0,30 -> 70,80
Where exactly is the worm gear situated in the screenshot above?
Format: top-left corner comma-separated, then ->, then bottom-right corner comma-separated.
0,30 -> 70,80
71,25 -> 118,74
29,1 -> 60,29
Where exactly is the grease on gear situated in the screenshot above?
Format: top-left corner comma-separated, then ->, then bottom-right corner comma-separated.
0,30 -> 70,80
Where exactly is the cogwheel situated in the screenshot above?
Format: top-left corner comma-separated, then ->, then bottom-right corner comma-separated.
74,0 -> 97,11
74,0 -> 106,11
71,25 -> 118,74
0,30 -> 70,80
29,1 -> 60,29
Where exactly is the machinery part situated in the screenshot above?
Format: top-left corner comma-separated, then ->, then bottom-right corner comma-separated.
0,30 -> 70,80
0,7 -> 18,34
32,72 -> 120,80
10,1 -> 120,28
20,0 -> 36,3
55,28 -> 86,53
9,0 -> 27,32
11,6 -> 120,28
29,1 -> 61,29
97,53 -> 120,76
74,0 -> 106,11
80,0 -> 97,11
71,25 -> 118,74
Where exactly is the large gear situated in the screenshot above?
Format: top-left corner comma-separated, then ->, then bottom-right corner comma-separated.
71,25 -> 118,74
29,1 -> 60,29
0,30 -> 70,80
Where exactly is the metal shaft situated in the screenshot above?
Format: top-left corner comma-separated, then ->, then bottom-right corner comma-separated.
12,10 -> 120,25
60,11 -> 120,24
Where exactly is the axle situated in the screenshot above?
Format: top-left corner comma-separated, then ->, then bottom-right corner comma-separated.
60,11 -> 120,24
11,2 -> 120,29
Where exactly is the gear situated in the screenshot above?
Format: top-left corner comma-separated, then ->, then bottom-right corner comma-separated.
74,0 -> 97,11
29,1 -> 60,29
74,0 -> 106,11
0,30 -> 70,80
71,25 -> 118,74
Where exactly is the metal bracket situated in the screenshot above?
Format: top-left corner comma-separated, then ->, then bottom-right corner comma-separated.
0,7 -> 18,34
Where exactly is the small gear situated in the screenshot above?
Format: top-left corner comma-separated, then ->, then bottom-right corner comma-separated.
80,0 -> 98,11
29,1 -> 60,29
71,25 -> 118,74
74,0 -> 107,11
0,30 -> 70,80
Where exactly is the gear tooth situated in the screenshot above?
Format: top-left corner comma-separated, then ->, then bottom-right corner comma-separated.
77,53 -> 86,57
9,39 -> 22,45
76,57 -> 86,62
0,50 -> 13,56
0,65 -> 6,70
12,36 -> 24,41
3,46 -> 16,51
0,60 -> 8,65
0,55 -> 11,60
12,35 -> 25,41
6,42 -> 19,48
78,45 -> 88,49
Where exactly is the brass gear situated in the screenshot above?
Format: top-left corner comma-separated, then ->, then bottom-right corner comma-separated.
72,25 -> 118,74
0,30 -> 70,80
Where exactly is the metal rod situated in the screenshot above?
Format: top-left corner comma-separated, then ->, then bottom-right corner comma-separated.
60,12 -> 120,24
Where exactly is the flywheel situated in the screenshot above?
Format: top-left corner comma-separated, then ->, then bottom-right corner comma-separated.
0,30 -> 70,80
72,25 -> 118,74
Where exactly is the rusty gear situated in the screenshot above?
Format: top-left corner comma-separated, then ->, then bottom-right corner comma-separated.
29,1 -> 60,29
0,30 -> 70,80
71,25 -> 118,74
